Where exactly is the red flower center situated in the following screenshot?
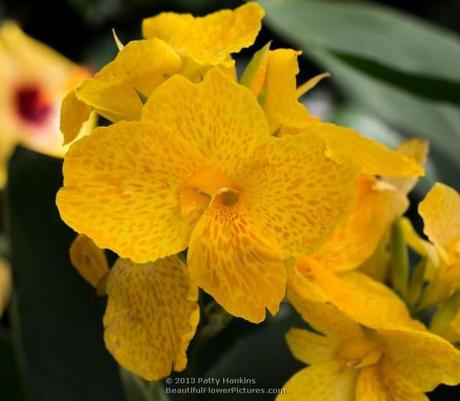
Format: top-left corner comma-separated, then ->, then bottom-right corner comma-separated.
15,85 -> 52,126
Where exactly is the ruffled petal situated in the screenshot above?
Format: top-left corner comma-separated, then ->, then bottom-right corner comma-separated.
239,133 -> 358,257
142,3 -> 264,67
104,256 -> 199,380
187,198 -> 286,323
313,122 -> 424,177
57,121 -> 203,263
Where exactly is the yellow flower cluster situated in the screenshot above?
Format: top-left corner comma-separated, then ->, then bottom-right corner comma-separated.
57,2 -> 460,399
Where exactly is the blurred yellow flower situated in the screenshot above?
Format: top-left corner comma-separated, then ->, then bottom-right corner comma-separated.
57,68 -> 358,323
61,3 -> 263,144
0,257 -> 11,316
278,298 -> 460,401
0,21 -> 90,185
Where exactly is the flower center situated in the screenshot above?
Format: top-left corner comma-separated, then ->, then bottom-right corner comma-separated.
179,166 -> 240,216
15,84 -> 52,126
338,336 -> 383,368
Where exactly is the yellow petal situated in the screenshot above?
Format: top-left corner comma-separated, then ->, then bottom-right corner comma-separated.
142,68 -> 270,175
356,363 -> 428,401
77,39 -> 181,122
60,89 -> 93,145
287,282 -> 363,340
380,327 -> 460,391
239,133 -> 358,257
383,138 -> 429,195
286,328 -> 340,365
69,234 -> 109,287
142,3 -> 264,67
57,121 -> 203,263
0,258 -> 11,316
187,199 -> 286,323
277,362 -> 357,401
104,256 -> 199,380
307,175 -> 407,272
293,260 -> 422,330
313,122 -> 425,177
263,49 -> 312,133
419,183 -> 460,258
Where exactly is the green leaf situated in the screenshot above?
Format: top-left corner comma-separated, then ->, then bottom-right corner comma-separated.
260,0 -> 460,82
5,147 -> 125,401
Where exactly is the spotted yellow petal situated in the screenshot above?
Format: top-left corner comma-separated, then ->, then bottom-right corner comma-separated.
0,258 -> 11,316
380,327 -> 460,391
356,363 -> 428,401
187,198 -> 286,323
239,133 -> 358,257
142,3 -> 264,67
313,123 -> 424,177
276,362 -> 357,401
104,256 -> 199,380
142,68 -> 270,175
60,89 -> 93,145
77,39 -> 181,122
69,234 -> 109,287
286,328 -> 340,365
419,183 -> 460,257
262,49 -> 312,133
293,260 -> 421,330
307,175 -> 408,272
57,121 -> 203,263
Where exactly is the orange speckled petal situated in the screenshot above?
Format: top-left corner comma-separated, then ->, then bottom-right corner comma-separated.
77,39 -> 181,122
308,175 -> 408,272
314,122 -> 424,177
356,364 -> 428,401
293,260 -> 421,330
104,256 -> 199,381
57,121 -> 203,263
419,183 -> 460,255
69,234 -> 109,287
381,327 -> 460,392
276,362 -> 357,401
187,199 -> 286,323
286,328 -> 340,365
142,3 -> 264,67
142,68 -> 270,175
240,133 -> 358,257
263,49 -> 311,133
60,89 -> 94,145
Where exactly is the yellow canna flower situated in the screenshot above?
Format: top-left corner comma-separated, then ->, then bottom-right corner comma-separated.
0,21 -> 91,186
61,3 -> 263,144
57,68 -> 359,323
278,298 -> 460,401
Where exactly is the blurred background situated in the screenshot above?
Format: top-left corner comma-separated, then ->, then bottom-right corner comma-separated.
0,0 -> 459,400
